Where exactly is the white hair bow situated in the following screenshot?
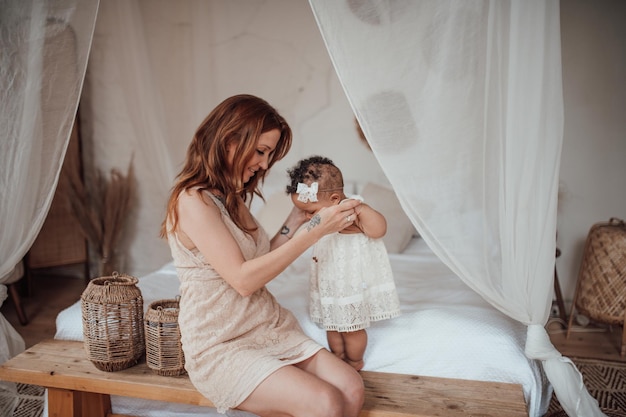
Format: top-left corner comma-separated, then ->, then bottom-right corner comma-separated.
296,182 -> 318,203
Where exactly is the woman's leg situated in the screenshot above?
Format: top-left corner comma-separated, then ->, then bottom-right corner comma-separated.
342,329 -> 367,371
296,349 -> 364,417
237,349 -> 364,417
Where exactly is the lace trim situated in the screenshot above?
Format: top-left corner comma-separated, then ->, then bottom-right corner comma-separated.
311,309 -> 401,332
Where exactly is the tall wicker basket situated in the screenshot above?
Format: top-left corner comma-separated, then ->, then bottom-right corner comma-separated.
81,272 -> 145,371
567,218 -> 626,356
144,298 -> 186,376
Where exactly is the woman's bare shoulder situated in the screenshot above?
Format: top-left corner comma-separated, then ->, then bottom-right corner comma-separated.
177,188 -> 222,221
178,188 -> 220,206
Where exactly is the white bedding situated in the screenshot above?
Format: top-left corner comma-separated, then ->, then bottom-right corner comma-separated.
54,238 -> 550,417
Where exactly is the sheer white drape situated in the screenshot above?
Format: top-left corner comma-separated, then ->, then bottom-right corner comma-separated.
0,0 -> 98,393
79,0 -> 219,277
309,1 -> 603,416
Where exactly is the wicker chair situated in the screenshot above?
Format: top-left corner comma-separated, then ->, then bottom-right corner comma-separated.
3,260 -> 28,325
567,218 -> 626,356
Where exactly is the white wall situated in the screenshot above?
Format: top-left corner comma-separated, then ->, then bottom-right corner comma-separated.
195,1 -> 386,188
557,0 -> 626,306
80,0 -> 626,305
80,0 -> 383,278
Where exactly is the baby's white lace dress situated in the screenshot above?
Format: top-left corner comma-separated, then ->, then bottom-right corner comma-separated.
309,232 -> 401,332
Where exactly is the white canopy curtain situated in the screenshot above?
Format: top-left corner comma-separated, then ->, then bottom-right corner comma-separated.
0,0 -> 98,398
309,1 -> 603,417
77,0 -> 218,279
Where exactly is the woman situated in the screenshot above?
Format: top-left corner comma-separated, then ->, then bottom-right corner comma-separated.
161,94 -> 364,417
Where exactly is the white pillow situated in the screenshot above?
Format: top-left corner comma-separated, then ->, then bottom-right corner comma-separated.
360,182 -> 416,254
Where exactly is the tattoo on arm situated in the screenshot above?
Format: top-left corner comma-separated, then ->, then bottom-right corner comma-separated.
307,214 -> 321,231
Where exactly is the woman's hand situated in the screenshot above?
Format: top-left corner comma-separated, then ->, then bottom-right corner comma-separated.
306,198 -> 361,237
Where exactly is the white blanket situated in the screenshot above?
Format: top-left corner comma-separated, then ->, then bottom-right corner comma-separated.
54,238 -> 550,417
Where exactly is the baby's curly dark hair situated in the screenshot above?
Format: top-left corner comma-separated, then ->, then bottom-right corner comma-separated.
285,155 -> 344,194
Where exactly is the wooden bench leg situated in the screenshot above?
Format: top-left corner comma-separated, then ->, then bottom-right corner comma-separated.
47,388 -> 111,417
82,391 -> 112,416
48,388 -> 81,417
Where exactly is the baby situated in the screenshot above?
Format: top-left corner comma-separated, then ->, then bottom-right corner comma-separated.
286,155 -> 400,371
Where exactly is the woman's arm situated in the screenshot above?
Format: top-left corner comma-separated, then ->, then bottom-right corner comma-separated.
177,190 -> 360,297
269,206 -> 308,250
349,201 -> 387,239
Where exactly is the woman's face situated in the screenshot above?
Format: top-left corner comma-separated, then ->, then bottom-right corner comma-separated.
229,129 -> 280,184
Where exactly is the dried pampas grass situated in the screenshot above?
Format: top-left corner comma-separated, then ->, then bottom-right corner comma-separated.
62,157 -> 135,276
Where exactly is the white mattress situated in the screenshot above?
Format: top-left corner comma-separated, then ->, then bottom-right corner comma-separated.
54,238 -> 550,417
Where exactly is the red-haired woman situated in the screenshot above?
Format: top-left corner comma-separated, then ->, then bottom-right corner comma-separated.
161,94 -> 363,417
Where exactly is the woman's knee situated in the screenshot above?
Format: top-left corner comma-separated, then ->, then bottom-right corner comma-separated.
313,384 -> 345,417
344,371 -> 365,413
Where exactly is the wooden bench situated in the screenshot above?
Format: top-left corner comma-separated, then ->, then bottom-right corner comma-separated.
0,339 -> 528,417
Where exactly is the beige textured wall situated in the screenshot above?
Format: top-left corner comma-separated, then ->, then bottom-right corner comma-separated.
81,1 -> 626,301
557,0 -> 626,307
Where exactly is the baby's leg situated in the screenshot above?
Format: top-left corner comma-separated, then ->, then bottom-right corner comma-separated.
342,329 -> 367,371
326,330 -> 345,360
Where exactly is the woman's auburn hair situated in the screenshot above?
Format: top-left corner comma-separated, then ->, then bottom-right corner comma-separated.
161,94 -> 292,238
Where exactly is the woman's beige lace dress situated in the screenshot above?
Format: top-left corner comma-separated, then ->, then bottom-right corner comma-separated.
168,192 -> 323,413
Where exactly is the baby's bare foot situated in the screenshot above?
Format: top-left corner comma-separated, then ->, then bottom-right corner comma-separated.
346,358 -> 364,371
330,350 -> 345,361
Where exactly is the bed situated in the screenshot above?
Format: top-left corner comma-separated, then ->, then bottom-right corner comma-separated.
53,183 -> 551,417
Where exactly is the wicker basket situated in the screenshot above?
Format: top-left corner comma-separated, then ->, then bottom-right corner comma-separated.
567,218 -> 626,355
144,298 -> 185,376
81,272 -> 145,371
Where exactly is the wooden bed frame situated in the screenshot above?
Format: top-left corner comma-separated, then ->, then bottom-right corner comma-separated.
0,339 -> 528,417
